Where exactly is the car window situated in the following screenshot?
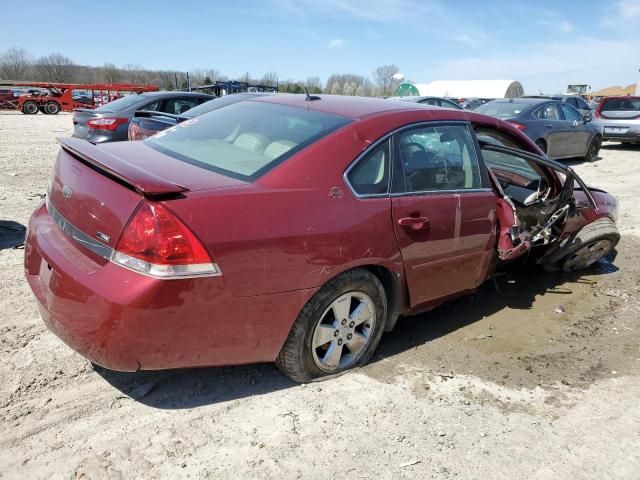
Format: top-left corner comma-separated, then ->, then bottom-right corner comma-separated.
395,124 -> 481,193
575,97 -> 589,110
475,101 -> 529,118
601,98 -> 640,111
419,98 -> 439,106
163,97 -> 200,115
567,97 -> 578,108
138,100 -> 161,112
532,104 -> 561,120
347,140 -> 390,195
474,127 -> 528,150
94,94 -> 150,112
559,104 -> 581,122
147,101 -> 351,180
439,99 -> 460,109
481,147 -> 551,206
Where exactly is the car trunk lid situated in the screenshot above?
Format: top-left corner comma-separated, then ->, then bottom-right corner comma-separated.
49,138 -> 245,254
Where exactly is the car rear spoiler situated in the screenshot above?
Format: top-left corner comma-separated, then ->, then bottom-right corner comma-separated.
58,137 -> 188,196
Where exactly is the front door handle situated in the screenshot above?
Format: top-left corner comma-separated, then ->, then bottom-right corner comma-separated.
398,216 -> 429,231
545,124 -> 553,128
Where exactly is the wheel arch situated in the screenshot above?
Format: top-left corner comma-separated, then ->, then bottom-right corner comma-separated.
354,264 -> 408,332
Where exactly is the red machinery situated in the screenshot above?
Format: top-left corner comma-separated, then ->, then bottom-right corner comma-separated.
0,81 -> 159,114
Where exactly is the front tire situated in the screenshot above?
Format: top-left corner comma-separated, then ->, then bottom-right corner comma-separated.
543,218 -> 619,272
276,269 -> 387,382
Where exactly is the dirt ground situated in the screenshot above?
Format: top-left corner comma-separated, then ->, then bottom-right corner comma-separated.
1,111 -> 640,479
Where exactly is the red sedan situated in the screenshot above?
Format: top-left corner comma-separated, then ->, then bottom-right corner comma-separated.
25,95 -> 620,382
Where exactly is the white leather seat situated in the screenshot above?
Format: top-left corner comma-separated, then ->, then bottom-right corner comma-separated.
233,132 -> 269,154
264,140 -> 297,159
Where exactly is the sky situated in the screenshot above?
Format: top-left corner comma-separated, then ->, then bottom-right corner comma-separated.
1,0 -> 639,94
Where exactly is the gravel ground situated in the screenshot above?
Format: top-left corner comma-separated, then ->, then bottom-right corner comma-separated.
1,111 -> 640,479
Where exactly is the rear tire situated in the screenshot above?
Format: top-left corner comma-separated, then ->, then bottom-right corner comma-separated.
584,136 -> 601,162
44,101 -> 61,115
276,269 -> 387,383
535,139 -> 547,154
543,218 -> 619,272
22,101 -> 38,114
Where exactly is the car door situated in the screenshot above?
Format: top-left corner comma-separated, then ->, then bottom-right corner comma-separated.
391,122 -> 496,307
478,141 -> 597,247
532,103 -> 567,158
559,103 -> 590,157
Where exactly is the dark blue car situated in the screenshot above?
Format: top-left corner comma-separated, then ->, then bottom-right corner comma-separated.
475,98 -> 601,162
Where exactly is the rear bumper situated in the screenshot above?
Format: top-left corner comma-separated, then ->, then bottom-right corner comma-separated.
25,201 -> 316,371
592,120 -> 640,142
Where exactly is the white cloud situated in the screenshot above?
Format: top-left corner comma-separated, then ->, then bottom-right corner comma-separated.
328,38 -> 346,48
618,0 -> 640,18
429,37 -> 640,93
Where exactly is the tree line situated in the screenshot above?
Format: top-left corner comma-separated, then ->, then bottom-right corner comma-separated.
0,47 -> 402,97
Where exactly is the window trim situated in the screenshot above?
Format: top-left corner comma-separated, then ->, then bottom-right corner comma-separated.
343,136 -> 393,199
390,121 -> 490,196
343,120 -> 498,200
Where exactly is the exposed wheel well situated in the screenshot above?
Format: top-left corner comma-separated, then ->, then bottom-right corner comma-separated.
534,138 -> 547,153
360,265 -> 406,331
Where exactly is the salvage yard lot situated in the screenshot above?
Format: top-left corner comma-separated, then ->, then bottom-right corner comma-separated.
1,111 -> 640,479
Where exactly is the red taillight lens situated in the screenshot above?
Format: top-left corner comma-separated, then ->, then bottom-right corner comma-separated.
112,202 -> 220,278
508,121 -> 526,131
87,117 -> 128,131
117,202 -> 210,265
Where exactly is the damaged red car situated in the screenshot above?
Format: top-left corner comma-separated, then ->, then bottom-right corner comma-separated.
24,95 -> 620,382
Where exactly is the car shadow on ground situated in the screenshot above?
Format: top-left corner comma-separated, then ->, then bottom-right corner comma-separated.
94,253 -> 619,410
373,253 -> 618,363
0,220 -> 26,250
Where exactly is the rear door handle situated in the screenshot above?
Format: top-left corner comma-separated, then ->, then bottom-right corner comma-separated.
398,216 -> 429,231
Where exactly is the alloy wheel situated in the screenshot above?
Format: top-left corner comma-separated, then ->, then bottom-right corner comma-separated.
311,292 -> 376,372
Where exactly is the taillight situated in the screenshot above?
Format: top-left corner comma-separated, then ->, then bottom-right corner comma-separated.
593,107 -> 602,119
87,117 -> 128,131
508,121 -> 526,131
112,202 -> 221,279
128,123 -> 158,141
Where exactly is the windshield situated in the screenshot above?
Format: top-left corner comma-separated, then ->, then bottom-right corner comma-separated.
146,101 -> 351,180
182,94 -> 257,118
475,101 -> 529,118
94,93 -> 148,112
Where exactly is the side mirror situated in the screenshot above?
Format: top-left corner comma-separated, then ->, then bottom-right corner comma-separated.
583,113 -> 592,123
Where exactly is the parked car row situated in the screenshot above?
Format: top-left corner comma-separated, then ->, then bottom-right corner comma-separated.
27,91 -> 621,382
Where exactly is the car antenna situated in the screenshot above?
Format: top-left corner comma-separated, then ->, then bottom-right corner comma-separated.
304,86 -> 321,101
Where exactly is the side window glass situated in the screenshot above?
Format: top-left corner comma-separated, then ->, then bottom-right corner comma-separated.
164,97 -> 199,115
138,100 -> 161,111
481,147 -> 551,206
567,98 -> 578,108
396,125 -> 481,193
576,97 -> 589,110
420,98 -> 439,106
347,140 -> 390,195
559,104 -> 581,122
534,105 -> 560,120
